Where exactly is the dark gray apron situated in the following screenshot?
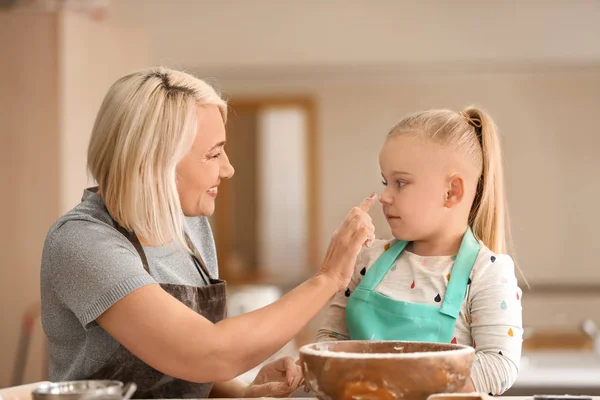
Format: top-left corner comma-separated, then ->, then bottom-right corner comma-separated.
87,218 -> 227,399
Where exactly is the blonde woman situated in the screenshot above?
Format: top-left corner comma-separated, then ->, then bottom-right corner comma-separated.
317,108 -> 523,396
41,67 -> 376,399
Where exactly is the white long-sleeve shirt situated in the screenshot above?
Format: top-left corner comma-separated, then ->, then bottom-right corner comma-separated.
317,239 -> 523,395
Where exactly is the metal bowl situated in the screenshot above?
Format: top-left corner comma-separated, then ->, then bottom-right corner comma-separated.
299,340 -> 475,400
32,381 -> 136,400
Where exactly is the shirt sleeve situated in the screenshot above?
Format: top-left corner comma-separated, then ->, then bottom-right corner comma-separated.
468,253 -> 523,395
43,218 -> 156,329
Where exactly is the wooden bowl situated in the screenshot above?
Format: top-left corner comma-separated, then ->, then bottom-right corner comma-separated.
299,341 -> 475,400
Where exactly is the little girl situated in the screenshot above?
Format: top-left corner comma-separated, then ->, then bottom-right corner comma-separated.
317,107 -> 523,395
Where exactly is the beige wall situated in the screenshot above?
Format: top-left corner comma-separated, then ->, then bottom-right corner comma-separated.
0,14 -> 61,387
214,68 -> 600,330
0,11 -> 148,387
112,0 -> 600,69
59,13 -> 149,212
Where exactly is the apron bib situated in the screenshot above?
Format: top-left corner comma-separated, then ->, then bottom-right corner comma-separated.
87,216 -> 226,399
346,228 -> 479,343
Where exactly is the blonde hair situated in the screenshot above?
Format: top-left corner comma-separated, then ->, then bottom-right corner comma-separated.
87,67 -> 227,249
388,106 -> 510,254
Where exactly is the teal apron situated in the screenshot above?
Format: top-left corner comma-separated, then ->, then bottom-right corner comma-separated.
346,228 -> 480,343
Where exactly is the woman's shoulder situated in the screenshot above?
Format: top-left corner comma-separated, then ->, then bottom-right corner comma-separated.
43,189 -> 136,266
48,191 -> 120,235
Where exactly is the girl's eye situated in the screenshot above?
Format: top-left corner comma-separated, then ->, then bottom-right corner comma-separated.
396,181 -> 406,188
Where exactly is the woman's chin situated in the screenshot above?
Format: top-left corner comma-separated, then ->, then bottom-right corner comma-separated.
198,196 -> 216,217
182,199 -> 215,217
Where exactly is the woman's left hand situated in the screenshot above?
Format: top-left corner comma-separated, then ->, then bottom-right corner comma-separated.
244,356 -> 304,398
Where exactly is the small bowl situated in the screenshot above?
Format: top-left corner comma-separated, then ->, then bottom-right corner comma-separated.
31,380 -> 136,400
299,340 -> 475,400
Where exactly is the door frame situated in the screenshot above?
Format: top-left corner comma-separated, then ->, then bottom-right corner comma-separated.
214,96 -> 320,284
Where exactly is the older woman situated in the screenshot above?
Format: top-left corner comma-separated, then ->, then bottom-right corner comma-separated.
40,67 -> 376,399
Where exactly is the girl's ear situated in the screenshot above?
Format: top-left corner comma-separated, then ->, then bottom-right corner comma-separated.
445,175 -> 465,208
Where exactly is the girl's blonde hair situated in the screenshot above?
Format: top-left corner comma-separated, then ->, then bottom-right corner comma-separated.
87,67 -> 227,249
388,106 -> 510,255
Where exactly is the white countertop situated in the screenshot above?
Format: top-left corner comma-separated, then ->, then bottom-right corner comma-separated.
513,351 -> 600,388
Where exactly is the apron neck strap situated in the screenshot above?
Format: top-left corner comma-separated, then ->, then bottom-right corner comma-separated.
439,227 -> 479,318
360,228 -> 480,319
114,223 -> 152,273
359,240 -> 408,290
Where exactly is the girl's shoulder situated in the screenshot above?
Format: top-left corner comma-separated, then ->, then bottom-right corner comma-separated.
470,241 -> 519,287
357,238 -> 398,272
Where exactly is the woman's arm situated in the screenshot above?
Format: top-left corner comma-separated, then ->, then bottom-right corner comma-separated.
98,275 -> 336,382
97,194 -> 378,383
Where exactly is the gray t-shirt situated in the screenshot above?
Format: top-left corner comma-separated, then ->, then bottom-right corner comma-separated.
40,188 -> 219,381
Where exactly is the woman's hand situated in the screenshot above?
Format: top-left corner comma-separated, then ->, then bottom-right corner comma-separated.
243,357 -> 304,398
318,192 -> 377,291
